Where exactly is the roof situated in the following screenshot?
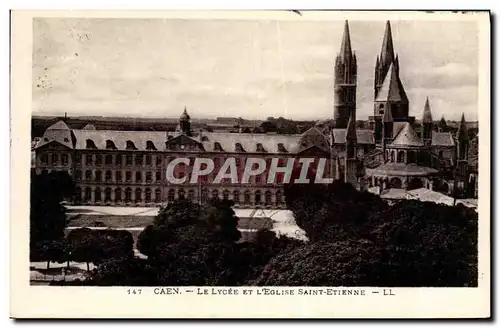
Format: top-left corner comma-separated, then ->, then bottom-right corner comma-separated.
431,131 -> 455,147
366,163 -> 438,176
35,120 -> 74,149
375,63 -> 402,102
332,128 -> 374,145
199,132 -> 302,153
338,20 -> 353,63
389,123 -> 424,148
72,130 -> 168,151
379,21 -> 395,66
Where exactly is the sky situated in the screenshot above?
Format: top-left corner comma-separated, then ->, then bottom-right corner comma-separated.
32,16 -> 479,121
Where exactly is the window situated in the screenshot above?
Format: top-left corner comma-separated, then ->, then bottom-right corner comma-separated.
74,187 -> 82,202
85,170 -> 92,181
155,189 -> 161,202
95,154 -> 102,165
126,140 -> 137,150
233,190 -> 240,203
145,188 -> 152,202
105,155 -> 113,165
156,171 -> 161,182
135,155 -> 143,166
201,136 -> 209,142
276,191 -> 283,204
126,155 -> 133,166
85,154 -> 93,165
156,156 -> 162,166
125,188 -> 132,202
135,188 -> 142,202
95,188 -> 102,202
188,189 -> 195,200
255,175 -> 261,184
146,155 -> 152,166
115,155 -> 122,166
86,139 -> 97,149
211,189 -> 219,200
256,143 -> 266,152
95,170 -> 102,181
105,170 -> 112,181
146,141 -> 156,150
265,191 -> 272,205
235,143 -> 245,152
214,142 -> 223,151
136,172 -> 142,182
244,190 -> 251,204
278,143 -> 287,153
60,154 -> 68,165
105,188 -> 112,202
116,171 -> 122,182
115,188 -> 122,202
52,154 -> 59,164
201,188 -> 208,203
146,172 -> 152,182
84,187 -> 91,201
255,191 -> 261,204
41,154 -> 48,164
168,189 -> 175,202
75,153 -> 81,164
223,190 -> 229,200
178,188 -> 185,200
106,140 -> 117,149
126,171 -> 132,182
75,170 -> 82,181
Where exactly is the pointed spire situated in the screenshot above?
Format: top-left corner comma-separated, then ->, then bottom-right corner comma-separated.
346,112 -> 357,142
339,20 -> 353,62
375,62 -> 402,102
380,20 -> 395,66
456,113 -> 469,141
422,97 -> 433,123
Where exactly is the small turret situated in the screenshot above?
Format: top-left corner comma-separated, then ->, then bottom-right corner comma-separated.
421,97 -> 433,145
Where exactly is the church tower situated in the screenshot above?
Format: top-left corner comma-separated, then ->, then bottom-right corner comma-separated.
454,113 -> 469,197
344,112 -> 358,186
373,21 -> 410,143
421,97 -> 433,145
179,107 -> 192,136
333,20 -> 357,129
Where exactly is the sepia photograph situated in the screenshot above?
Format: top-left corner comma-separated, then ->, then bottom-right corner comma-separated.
10,10 -> 490,318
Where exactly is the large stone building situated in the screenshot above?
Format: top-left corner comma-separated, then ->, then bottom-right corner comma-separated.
33,20 -> 478,207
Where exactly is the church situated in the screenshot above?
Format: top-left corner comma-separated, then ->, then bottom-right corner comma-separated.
33,20 -> 478,207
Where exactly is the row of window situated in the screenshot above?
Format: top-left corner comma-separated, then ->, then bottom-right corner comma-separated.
40,153 -> 69,165
74,170 -> 162,183
75,187 -> 284,205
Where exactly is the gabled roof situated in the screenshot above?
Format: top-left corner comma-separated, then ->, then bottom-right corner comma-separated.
35,120 -> 74,149
296,127 -> 330,153
431,131 -> 455,147
375,62 -> 405,103
47,120 -> 70,130
331,129 -> 374,145
389,123 -> 424,148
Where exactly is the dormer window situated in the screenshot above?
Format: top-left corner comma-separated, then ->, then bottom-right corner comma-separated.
146,140 -> 157,150
214,142 -> 223,151
235,142 -> 245,152
64,137 -> 69,143
86,139 -> 97,149
277,143 -> 287,153
44,137 -> 49,142
256,143 -> 266,152
126,140 -> 137,150
201,136 -> 209,142
106,140 -> 117,149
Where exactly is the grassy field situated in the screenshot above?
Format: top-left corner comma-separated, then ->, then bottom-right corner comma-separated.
67,215 -> 155,228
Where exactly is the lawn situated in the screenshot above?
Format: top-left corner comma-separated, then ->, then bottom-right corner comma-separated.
67,214 -> 155,228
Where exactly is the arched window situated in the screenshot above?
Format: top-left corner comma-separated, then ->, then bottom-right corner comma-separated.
115,188 -> 122,202
105,140 -> 116,149
104,188 -> 112,202
95,188 -> 102,202
155,189 -> 161,202
145,188 -> 152,203
201,136 -> 209,142
223,189 -> 229,200
126,140 -> 137,150
389,177 -> 402,189
168,189 -> 175,202
211,189 -> 219,200
125,188 -> 132,202
233,190 -> 240,203
135,188 -> 142,202
255,190 -> 261,205
84,187 -> 92,201
265,190 -> 272,205
146,141 -> 157,150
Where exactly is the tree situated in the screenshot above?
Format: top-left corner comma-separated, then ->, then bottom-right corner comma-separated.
67,228 -> 102,271
30,239 -> 67,270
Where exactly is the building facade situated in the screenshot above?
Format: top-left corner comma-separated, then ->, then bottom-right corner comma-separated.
33,20 -> 478,207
